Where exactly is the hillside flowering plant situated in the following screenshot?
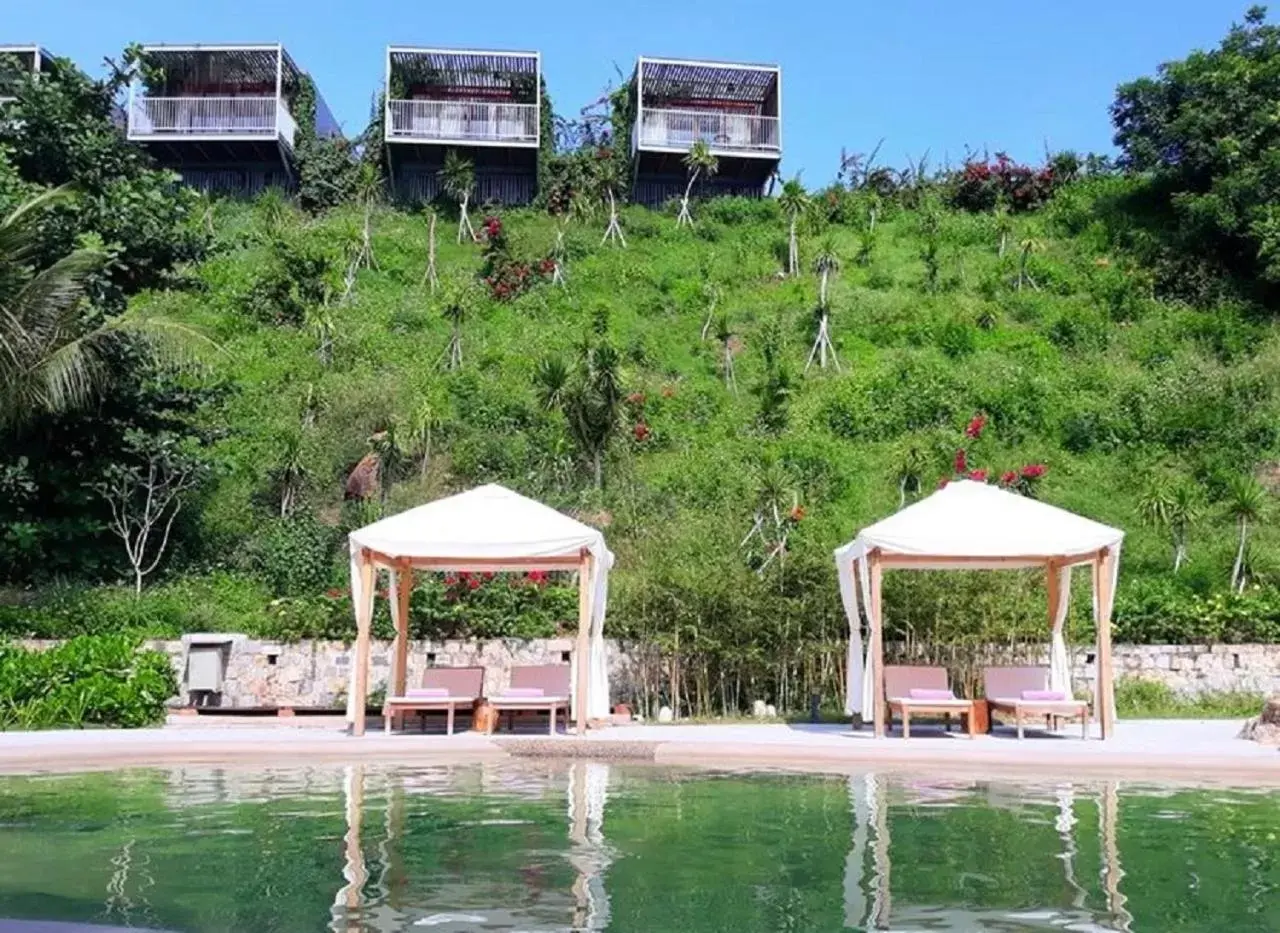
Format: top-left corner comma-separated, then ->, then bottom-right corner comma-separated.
479,213 -> 556,301
949,413 -> 1048,495
950,152 -> 1058,213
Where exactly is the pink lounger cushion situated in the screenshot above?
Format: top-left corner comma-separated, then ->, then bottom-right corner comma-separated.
404,688 -> 449,698
499,687 -> 545,698
908,688 -> 957,700
1021,690 -> 1067,701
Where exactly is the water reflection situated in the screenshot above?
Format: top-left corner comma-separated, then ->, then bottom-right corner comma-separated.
0,765 -> 1277,932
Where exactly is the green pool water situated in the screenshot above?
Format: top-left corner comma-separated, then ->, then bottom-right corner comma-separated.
0,763 -> 1275,933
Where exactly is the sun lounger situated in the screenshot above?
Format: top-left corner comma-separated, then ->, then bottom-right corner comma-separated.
885,665 -> 976,738
984,666 -> 1090,739
487,664 -> 571,735
383,666 -> 483,735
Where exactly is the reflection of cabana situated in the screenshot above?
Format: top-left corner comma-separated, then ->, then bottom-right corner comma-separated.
834,481 -> 1124,739
345,484 -> 615,736
843,774 -> 1131,931
334,762 -> 613,931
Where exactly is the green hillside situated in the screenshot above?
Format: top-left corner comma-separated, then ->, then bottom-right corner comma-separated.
4,12 -> 1280,716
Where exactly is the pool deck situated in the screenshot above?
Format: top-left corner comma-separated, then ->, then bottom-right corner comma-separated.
0,716 -> 1276,783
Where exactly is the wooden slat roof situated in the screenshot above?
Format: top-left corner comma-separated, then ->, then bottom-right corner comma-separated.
388,47 -> 538,90
140,45 -> 300,86
638,57 -> 779,104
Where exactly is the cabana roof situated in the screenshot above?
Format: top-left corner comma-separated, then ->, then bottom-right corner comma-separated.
637,56 -> 779,104
388,46 -> 539,90
348,483 -> 611,568
140,43 -> 301,86
837,480 -> 1123,568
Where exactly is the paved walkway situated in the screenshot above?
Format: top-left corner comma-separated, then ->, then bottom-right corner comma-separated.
0,717 -> 1275,783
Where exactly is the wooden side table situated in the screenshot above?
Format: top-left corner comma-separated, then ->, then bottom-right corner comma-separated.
963,699 -> 991,735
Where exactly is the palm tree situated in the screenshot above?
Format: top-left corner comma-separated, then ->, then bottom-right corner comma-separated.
813,236 -> 841,308
1139,478 -> 1201,573
676,140 -> 719,227
439,280 -> 473,370
893,443 -> 927,508
714,313 -> 738,394
1226,475 -> 1266,592
305,303 -> 335,366
399,399 -> 441,479
993,197 -> 1013,258
536,340 -> 624,487
778,176 -> 811,276
0,188 -> 202,429
438,150 -> 477,243
272,434 -> 308,517
1017,236 -> 1045,291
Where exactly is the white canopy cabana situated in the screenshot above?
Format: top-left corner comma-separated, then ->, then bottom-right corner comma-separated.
345,484 -> 615,736
834,480 -> 1124,739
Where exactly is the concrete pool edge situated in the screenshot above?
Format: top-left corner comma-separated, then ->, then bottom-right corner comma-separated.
0,720 -> 1276,783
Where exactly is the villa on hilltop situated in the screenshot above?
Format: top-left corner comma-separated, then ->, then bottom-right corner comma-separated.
0,45 -> 56,104
127,43 -> 338,195
384,46 -> 542,206
630,56 -> 781,206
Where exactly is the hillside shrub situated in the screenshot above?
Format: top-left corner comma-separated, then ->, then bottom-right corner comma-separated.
949,153 -> 1058,214
0,634 -> 177,729
1113,581 -> 1280,644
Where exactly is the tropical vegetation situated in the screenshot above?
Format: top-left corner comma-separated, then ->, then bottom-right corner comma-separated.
2,11 -> 1280,719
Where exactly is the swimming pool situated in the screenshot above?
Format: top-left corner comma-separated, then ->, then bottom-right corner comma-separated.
0,763 -> 1274,932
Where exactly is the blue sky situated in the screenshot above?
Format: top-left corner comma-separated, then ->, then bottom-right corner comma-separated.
9,0 -> 1249,183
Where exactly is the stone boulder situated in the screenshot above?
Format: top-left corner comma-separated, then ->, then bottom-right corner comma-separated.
1238,695 -> 1280,745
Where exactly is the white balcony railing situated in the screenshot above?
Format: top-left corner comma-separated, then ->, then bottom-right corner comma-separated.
387,99 -> 538,144
637,108 -> 780,154
129,96 -> 297,147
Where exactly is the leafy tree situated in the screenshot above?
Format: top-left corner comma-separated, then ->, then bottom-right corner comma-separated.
96,430 -> 207,596
0,50 -> 206,309
1111,6 -> 1280,301
676,140 -> 719,227
1225,474 -> 1267,592
778,176 -> 810,276
754,316 -> 792,434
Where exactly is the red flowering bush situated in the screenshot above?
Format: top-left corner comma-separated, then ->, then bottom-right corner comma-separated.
946,413 -> 1049,495
633,422 -> 651,442
789,504 -> 806,523
950,152 -> 1057,213
626,392 -> 646,406
479,213 -> 555,301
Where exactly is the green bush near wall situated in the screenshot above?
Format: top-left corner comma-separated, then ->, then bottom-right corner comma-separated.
0,635 -> 177,730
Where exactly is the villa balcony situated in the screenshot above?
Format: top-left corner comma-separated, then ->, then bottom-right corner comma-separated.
128,95 -> 298,149
636,108 -> 780,157
386,99 -> 538,146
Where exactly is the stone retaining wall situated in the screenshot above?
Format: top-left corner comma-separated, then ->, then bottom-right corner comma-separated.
147,636 -> 636,710
17,638 -> 1280,709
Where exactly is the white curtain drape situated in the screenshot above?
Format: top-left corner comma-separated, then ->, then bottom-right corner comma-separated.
1049,563 -> 1074,697
587,549 -> 612,720
835,545 -> 875,718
